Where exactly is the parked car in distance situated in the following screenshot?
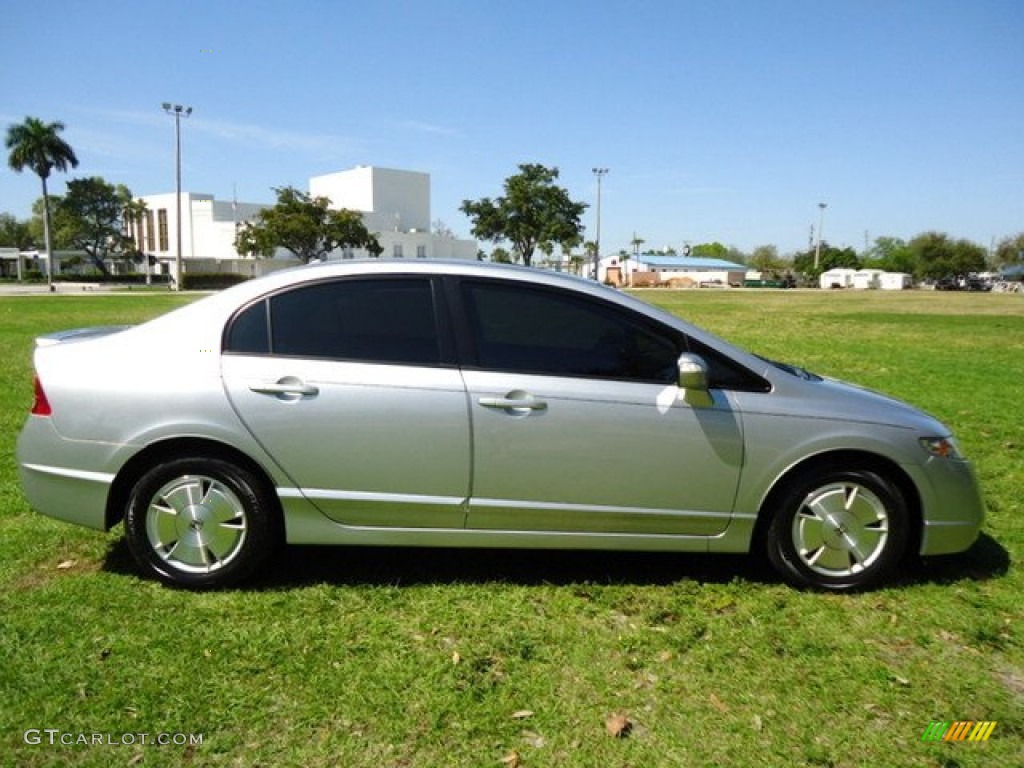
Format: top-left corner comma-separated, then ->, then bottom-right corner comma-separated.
17,261 -> 985,590
935,275 -> 994,291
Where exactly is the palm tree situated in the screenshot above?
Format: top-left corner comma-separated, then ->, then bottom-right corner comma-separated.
5,117 -> 79,288
629,232 -> 645,287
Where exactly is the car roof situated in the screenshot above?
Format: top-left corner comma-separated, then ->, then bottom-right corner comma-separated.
214,259 -> 616,306
143,259 -> 779,381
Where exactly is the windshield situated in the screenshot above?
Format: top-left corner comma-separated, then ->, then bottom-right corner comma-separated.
758,355 -> 822,381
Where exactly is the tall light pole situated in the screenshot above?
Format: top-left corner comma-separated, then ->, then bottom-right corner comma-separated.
592,167 -> 608,280
814,202 -> 827,271
162,103 -> 192,290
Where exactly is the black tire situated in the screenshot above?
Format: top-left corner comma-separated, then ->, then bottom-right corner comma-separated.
124,456 -> 278,588
765,468 -> 908,591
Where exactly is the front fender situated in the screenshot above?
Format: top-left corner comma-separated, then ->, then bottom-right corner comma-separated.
733,413 -> 925,516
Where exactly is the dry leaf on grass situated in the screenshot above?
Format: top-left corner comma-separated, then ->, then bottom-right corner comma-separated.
500,751 -> 521,767
709,693 -> 728,713
510,710 -> 534,720
605,713 -> 633,738
56,560 -> 76,570
521,730 -> 546,748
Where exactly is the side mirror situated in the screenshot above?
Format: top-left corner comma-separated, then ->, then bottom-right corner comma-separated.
677,353 -> 712,407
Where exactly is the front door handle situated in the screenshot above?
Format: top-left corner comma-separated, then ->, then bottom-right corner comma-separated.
478,392 -> 548,414
478,397 -> 547,410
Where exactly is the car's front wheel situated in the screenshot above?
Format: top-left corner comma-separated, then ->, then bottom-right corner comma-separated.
765,468 -> 909,591
124,457 -> 278,588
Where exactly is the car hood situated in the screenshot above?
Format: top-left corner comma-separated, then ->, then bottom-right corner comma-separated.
755,369 -> 951,436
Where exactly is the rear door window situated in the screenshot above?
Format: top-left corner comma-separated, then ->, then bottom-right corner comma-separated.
225,277 -> 443,366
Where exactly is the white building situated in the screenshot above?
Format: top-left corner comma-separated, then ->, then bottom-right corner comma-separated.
131,192 -> 274,276
819,268 -> 857,289
132,166 -> 476,275
852,269 -> 885,290
600,254 -> 747,287
821,268 -> 914,290
309,166 -> 476,260
879,272 -> 913,290
0,247 -> 20,279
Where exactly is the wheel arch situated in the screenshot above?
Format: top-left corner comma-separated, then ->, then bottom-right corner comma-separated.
105,437 -> 283,533
751,449 -> 922,556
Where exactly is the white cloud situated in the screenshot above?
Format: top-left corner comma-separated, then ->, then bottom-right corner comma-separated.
192,117 -> 363,156
400,120 -> 462,139
72,106 -> 365,156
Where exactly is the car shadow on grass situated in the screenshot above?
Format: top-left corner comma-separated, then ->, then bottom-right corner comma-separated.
898,532 -> 1010,586
102,532 -> 1008,591
101,536 -> 772,588
257,547 -> 774,589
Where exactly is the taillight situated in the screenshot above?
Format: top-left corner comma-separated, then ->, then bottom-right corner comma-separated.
31,375 -> 52,416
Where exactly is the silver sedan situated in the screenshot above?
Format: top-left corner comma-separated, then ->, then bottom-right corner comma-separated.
17,261 -> 984,590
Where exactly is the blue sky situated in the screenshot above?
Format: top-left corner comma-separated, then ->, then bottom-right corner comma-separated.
2,0 -> 1021,256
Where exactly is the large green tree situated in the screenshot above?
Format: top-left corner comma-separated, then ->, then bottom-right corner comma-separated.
691,242 -> 730,260
29,196 -> 68,250
862,236 -> 917,276
460,164 -> 587,267
235,186 -> 382,263
907,231 -> 986,279
0,212 -> 34,249
5,117 -> 79,286
55,176 -> 134,275
748,244 -> 785,275
793,243 -> 860,277
994,232 -> 1024,267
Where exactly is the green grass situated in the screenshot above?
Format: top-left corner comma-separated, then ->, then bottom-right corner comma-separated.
1,289 -> 1021,767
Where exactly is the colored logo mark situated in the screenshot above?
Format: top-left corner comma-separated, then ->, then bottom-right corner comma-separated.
921,721 -> 997,742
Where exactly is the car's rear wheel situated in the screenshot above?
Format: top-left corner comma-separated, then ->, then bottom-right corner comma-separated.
765,468 -> 908,591
124,457 -> 277,588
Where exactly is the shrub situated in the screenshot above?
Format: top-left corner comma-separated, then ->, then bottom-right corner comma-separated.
52,273 -> 172,285
180,273 -> 249,291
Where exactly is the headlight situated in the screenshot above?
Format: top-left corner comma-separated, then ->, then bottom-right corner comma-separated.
920,436 -> 963,460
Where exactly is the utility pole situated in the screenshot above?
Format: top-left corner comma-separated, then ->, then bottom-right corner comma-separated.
162,103 -> 192,290
592,167 -> 608,280
814,202 -> 827,271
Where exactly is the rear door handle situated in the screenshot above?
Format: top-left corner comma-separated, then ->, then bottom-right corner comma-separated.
249,378 -> 319,398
